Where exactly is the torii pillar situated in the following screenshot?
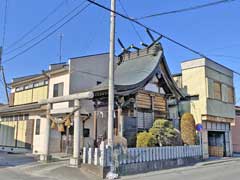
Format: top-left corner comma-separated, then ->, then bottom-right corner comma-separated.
70,99 -> 81,167
40,103 -> 52,162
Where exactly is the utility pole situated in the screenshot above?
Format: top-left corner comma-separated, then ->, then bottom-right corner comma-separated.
59,33 -> 63,63
0,47 -> 9,103
107,0 -> 116,147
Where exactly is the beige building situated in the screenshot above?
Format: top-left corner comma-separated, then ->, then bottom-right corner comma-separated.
0,53 -> 111,159
0,64 -> 67,154
173,58 -> 235,158
0,74 -> 48,153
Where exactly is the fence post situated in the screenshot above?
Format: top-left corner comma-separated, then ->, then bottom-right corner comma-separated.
94,148 -> 99,165
156,147 -> 159,161
99,141 -> 106,167
106,146 -> 111,167
83,147 -> 87,164
88,148 -> 93,164
149,148 -> 152,161
139,148 -> 143,163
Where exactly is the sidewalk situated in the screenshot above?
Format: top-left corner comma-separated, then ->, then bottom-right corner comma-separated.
17,159 -> 101,180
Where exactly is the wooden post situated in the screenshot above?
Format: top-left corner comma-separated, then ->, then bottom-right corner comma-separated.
151,95 -> 155,123
93,111 -> 97,141
118,107 -> 123,137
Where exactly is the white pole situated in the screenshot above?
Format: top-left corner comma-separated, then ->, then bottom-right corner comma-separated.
40,103 -> 51,161
73,99 -> 80,159
70,99 -> 81,167
108,0 -> 116,146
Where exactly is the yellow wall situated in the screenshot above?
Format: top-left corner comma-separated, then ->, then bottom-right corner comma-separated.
182,66 -> 207,124
0,120 -> 27,147
14,86 -> 48,105
32,86 -> 48,102
181,59 -> 235,122
17,120 -> 27,148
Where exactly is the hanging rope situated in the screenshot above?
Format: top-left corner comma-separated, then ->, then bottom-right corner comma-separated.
48,107 -> 81,123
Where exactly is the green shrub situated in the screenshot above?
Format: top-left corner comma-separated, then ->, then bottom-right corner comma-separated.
149,119 -> 182,146
136,131 -> 156,147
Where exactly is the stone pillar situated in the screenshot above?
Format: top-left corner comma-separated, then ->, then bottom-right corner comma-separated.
118,107 -> 123,137
70,99 -> 81,167
40,103 -> 52,162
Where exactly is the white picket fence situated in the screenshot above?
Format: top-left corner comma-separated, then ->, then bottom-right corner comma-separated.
82,143 -> 202,167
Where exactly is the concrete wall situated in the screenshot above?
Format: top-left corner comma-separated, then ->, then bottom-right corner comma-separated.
69,53 -> 110,94
118,157 -> 201,176
49,72 -> 70,109
32,115 -> 61,154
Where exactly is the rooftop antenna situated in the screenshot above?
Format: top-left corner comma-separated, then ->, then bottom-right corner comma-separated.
59,33 -> 63,63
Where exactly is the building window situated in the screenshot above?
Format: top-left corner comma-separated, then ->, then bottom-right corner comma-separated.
228,86 -> 234,103
35,119 -> 41,135
19,115 -> 23,120
53,83 -> 64,97
24,114 -> 29,120
214,81 -> 222,100
24,84 -> 33,90
137,111 -> 153,130
83,128 -> 90,137
16,86 -> 24,92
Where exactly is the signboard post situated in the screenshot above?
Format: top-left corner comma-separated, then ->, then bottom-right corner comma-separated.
196,123 -> 203,158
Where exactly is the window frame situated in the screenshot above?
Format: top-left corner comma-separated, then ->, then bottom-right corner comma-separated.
228,86 -> 235,104
53,82 -> 64,97
35,119 -> 41,135
213,81 -> 222,101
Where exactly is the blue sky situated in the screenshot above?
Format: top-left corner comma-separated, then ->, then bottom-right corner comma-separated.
0,0 -> 240,104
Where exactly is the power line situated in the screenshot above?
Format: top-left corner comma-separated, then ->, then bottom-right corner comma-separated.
135,0 -> 237,20
5,0 -> 66,51
3,1 -> 91,64
209,54 -> 240,61
118,0 -> 143,42
4,0 -> 87,55
86,0 -> 240,77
